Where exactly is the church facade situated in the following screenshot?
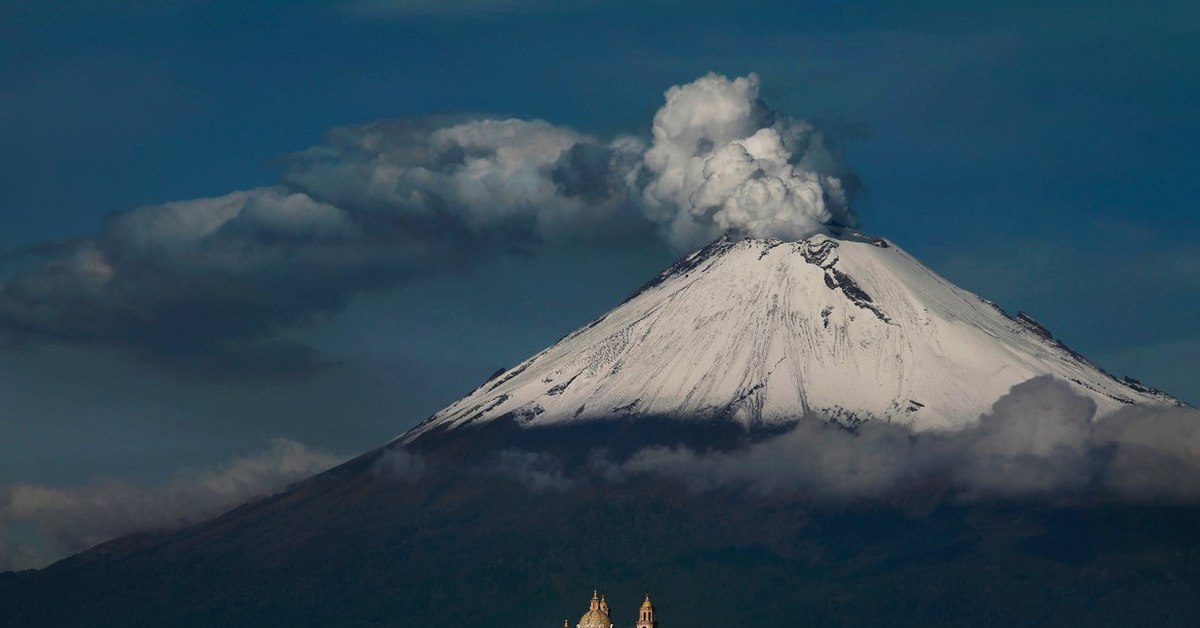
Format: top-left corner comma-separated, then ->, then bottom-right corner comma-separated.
564,590 -> 658,628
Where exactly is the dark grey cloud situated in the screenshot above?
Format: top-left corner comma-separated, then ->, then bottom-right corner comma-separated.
0,125 -> 636,369
372,448 -> 425,481
610,419 -> 921,498
952,376 -> 1096,497
0,73 -> 856,369
490,450 -> 574,492
0,188 -> 438,372
1093,404 -> 1200,501
551,141 -> 642,204
0,438 -> 340,572
281,117 -> 647,243
492,377 -> 1200,502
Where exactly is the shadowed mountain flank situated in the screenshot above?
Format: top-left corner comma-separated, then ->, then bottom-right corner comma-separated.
3,427 -> 1200,627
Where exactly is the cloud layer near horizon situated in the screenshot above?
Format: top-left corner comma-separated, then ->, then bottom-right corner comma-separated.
0,73 -> 854,364
6,377 -> 1198,572
493,377 -> 1200,502
0,439 -> 341,572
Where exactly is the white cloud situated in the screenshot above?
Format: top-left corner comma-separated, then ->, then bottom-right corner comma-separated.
574,376 -> 1200,502
104,187 -> 358,271
0,439 -> 342,571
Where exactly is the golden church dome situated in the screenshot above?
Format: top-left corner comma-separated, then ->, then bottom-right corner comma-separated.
577,607 -> 613,628
576,590 -> 613,628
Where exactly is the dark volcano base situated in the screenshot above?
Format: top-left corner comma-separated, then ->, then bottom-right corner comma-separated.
4,420 -> 1200,627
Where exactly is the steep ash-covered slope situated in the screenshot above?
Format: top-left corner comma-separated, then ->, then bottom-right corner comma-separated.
403,231 -> 1178,442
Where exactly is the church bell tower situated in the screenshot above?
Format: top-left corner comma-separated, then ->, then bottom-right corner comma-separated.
636,593 -> 657,628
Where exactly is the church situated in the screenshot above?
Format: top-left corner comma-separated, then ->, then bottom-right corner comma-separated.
563,590 -> 658,628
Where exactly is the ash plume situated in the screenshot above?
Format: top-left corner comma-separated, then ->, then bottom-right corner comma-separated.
640,72 -> 855,248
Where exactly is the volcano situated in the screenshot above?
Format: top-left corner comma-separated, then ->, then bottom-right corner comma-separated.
403,230 -> 1177,445
2,231 -> 1196,628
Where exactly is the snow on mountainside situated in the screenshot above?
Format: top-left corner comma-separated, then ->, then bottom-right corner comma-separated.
399,231 -> 1181,443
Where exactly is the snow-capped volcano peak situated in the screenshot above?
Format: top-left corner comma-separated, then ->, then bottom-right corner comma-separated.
399,231 -> 1179,443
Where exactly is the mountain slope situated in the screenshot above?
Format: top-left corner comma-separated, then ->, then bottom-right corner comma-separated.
4,231 -> 1198,628
402,231 -> 1178,443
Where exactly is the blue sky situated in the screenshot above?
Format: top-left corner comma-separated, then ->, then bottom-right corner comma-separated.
0,0 -> 1197,489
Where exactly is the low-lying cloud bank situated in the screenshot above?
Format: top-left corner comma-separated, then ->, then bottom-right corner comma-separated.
0,439 -> 341,572
494,377 -> 1200,502
0,73 -> 854,364
8,379 -> 1194,570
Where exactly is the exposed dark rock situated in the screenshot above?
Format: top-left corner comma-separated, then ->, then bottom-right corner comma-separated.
546,372 -> 581,396
623,235 -> 738,304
